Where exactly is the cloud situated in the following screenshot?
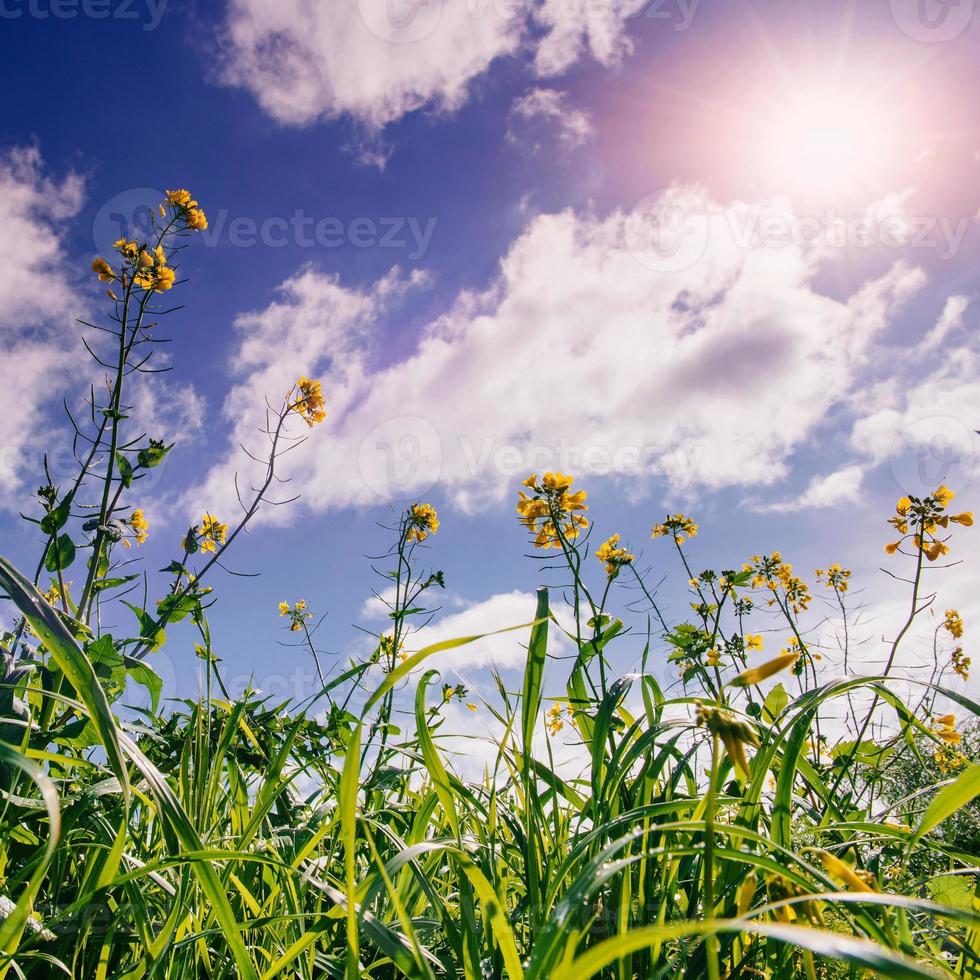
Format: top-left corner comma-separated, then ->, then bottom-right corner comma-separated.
0,147 -> 85,503
918,295 -> 970,354
191,189 -> 925,522
750,465 -> 865,513
508,87 -> 594,149
219,0 -> 645,130
405,590 -> 571,673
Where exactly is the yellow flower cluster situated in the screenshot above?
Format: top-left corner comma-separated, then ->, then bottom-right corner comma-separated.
595,533 -> 635,576
943,608 -> 964,640
128,508 -> 149,546
651,513 -> 698,544
952,646 -> 970,682
183,513 -> 228,555
815,563 -> 851,593
278,599 -> 312,632
885,486 -> 972,561
744,553 -> 811,615
133,243 -> 176,292
932,713 -> 961,745
91,190 -> 206,293
517,473 -> 589,549
164,188 -> 208,231
545,703 -> 572,735
290,376 -> 327,428
406,502 -> 440,543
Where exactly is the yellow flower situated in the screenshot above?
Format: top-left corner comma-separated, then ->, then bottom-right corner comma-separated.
595,533 -> 635,576
278,601 -> 290,616
545,703 -> 568,735
406,502 -> 439,543
290,376 -> 327,427
816,563 -> 851,593
113,238 -> 139,259
745,634 -> 763,652
466,703 -> 478,712
943,609 -> 964,640
542,471 -> 574,492
651,513 -> 698,543
705,647 -> 721,667
187,207 -> 208,231
166,189 -> 192,207
128,508 -> 149,546
91,257 -> 115,282
197,513 -> 228,554
517,474 -> 589,549
732,651 -> 798,687
816,851 -> 876,893
933,714 -> 962,745
934,485 -> 955,508
950,512 -> 973,526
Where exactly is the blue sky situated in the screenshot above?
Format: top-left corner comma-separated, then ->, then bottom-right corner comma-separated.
1,0 -> 979,718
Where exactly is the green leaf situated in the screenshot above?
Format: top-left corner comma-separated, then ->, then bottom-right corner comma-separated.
762,682 -> 788,722
0,554 -> 129,801
116,452 -> 134,488
123,600 -> 166,651
40,494 -> 73,535
44,534 -> 76,572
914,763 -> 980,843
137,440 -> 173,469
0,743 -> 61,954
927,874 -> 975,912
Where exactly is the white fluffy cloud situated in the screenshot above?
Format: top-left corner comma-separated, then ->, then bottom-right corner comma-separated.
509,87 -> 594,148
220,0 -> 644,129
191,190 -> 925,522
751,465 -> 866,513
0,147 -> 85,503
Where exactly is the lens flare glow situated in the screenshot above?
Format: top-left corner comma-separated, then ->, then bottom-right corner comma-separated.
746,85 -> 906,202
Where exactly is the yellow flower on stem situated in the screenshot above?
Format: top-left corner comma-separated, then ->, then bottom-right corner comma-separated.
517,473 -> 589,550
651,513 -> 698,543
290,376 -> 327,427
816,851 -> 876,893
406,502 -> 439,543
595,533 -> 635,576
185,513 -> 229,555
128,508 -> 149,546
91,257 -> 115,282
732,651 -> 798,687
744,634 -> 763,652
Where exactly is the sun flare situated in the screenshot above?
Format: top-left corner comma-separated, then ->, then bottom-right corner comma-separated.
746,84 -> 906,202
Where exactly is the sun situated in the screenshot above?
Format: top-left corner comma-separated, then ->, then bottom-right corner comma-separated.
744,83 -> 907,203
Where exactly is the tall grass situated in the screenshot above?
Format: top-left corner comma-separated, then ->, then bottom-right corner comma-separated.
0,188 -> 978,978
